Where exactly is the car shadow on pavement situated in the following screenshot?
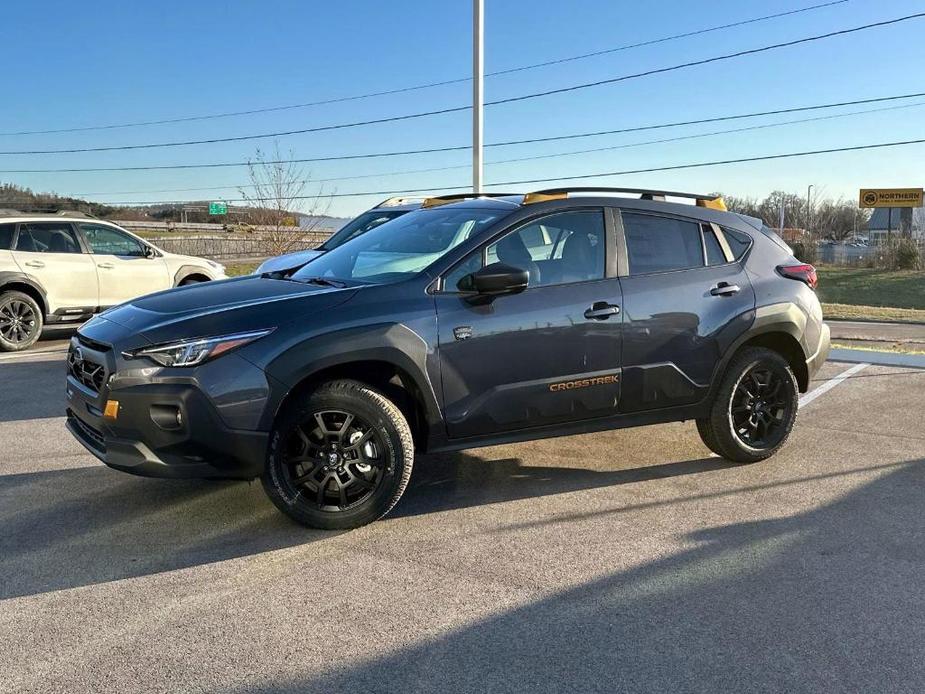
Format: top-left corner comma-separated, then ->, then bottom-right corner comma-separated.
397,452 -> 731,518
226,457 -> 925,693
0,358 -> 68,422
0,466 -> 329,600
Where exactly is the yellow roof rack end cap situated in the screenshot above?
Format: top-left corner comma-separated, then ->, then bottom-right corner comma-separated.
697,197 -> 727,211
523,192 -> 568,205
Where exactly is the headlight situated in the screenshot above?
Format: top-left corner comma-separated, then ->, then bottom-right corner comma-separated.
125,329 -> 274,367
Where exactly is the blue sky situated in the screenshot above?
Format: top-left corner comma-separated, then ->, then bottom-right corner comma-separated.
1,0 -> 924,216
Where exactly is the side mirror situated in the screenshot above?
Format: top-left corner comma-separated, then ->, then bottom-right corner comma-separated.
459,262 -> 529,296
143,246 -> 156,259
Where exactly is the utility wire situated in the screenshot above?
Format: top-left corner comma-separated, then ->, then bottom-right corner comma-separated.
0,0 -> 849,137
71,100 -> 925,198
3,90 -> 922,175
2,10 -> 920,156
13,137 -> 921,206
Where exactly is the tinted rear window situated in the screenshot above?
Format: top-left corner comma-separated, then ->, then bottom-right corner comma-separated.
0,223 -> 13,250
623,213 -> 704,274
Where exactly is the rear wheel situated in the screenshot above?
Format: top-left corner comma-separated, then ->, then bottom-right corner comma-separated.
179,277 -> 205,286
262,379 -> 414,530
0,290 -> 43,352
697,347 -> 799,463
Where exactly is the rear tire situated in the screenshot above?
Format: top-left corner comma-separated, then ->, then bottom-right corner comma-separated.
697,347 -> 799,463
179,277 -> 204,286
262,379 -> 414,530
0,290 -> 43,352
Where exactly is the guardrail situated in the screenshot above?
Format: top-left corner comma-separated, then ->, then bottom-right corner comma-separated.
147,234 -> 331,260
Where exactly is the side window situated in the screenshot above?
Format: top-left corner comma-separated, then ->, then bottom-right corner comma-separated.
0,223 -> 14,250
444,210 -> 606,291
15,223 -> 82,254
722,228 -> 752,260
622,213 -> 704,275
79,224 -> 147,257
703,225 -> 727,266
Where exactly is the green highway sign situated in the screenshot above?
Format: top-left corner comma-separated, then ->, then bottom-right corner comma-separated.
208,201 -> 227,215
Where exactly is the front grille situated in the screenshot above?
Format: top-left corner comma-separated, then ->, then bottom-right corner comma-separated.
68,411 -> 106,453
67,345 -> 107,394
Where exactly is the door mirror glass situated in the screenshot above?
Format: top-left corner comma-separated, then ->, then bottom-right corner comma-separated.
461,262 -> 529,296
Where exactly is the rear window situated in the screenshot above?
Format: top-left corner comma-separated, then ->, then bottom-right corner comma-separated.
0,223 -> 13,250
623,212 -> 704,274
703,226 -> 727,265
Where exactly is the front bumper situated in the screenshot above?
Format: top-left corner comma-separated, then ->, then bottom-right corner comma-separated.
65,337 -> 268,480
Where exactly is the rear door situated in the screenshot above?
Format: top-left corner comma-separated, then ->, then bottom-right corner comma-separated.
77,223 -> 170,306
615,210 -> 755,412
11,222 -> 99,312
434,208 -> 623,439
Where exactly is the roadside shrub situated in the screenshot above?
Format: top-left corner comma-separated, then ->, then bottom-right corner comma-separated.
791,240 -> 818,265
895,238 -> 921,270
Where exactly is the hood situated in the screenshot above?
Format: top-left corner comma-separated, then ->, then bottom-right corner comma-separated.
255,249 -> 325,274
88,275 -> 356,346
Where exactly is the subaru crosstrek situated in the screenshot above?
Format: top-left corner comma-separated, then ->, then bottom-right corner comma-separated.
65,187 -> 830,529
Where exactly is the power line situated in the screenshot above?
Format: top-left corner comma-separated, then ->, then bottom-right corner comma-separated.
3,10 -> 920,157
70,100 -> 925,198
11,137 -> 920,206
0,0 -> 849,137
2,90 -> 922,175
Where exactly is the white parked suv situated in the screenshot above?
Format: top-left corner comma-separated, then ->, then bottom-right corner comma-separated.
0,211 -> 226,351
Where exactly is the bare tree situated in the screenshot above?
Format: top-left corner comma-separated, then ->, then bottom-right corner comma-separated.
237,142 -> 332,257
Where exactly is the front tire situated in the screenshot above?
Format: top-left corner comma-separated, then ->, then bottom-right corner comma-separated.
0,290 -> 43,352
262,379 -> 414,530
697,347 -> 799,463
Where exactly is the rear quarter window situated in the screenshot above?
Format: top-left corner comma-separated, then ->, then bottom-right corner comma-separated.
0,223 -> 14,250
723,228 -> 754,259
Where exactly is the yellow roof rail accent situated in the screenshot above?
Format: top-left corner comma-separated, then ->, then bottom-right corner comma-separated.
523,192 -> 567,205
697,197 -> 727,211
421,197 -> 453,208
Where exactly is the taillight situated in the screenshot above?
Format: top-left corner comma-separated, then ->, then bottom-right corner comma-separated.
777,263 -> 817,290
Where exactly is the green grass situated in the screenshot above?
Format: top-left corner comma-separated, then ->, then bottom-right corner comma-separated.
816,267 -> 925,310
822,303 -> 925,323
224,262 -> 258,277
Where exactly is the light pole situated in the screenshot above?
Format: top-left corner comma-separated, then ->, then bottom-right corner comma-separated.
472,0 -> 484,194
806,184 -> 814,237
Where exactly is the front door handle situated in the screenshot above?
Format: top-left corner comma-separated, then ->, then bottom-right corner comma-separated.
97,262 -> 115,270
584,302 -> 620,320
710,282 -> 740,296
24,260 -> 45,269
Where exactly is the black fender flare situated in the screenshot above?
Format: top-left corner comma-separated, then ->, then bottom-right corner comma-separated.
0,271 -> 48,314
262,322 -> 442,433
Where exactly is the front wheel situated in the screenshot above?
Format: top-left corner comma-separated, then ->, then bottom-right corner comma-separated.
697,347 -> 799,463
0,290 -> 43,352
262,379 -> 414,530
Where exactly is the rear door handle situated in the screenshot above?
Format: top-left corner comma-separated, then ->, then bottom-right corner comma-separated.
584,302 -> 620,320
97,262 -> 115,270
710,282 -> 740,296
24,260 -> 45,269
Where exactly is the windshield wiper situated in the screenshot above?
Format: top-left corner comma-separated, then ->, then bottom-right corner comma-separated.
298,276 -> 348,288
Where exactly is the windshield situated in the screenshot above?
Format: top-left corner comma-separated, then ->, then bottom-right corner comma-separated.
321,209 -> 408,250
292,207 -> 503,285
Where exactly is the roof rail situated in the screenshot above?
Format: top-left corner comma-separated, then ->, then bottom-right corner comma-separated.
421,192 -> 521,208
523,187 -> 726,210
374,196 -> 426,208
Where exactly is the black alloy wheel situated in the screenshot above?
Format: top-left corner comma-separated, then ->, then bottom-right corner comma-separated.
729,364 -> 793,449
281,409 -> 387,512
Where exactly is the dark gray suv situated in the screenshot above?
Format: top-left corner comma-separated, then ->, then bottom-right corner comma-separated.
65,187 -> 830,530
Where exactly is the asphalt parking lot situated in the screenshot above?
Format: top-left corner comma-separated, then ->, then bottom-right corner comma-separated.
2,347 -> 924,693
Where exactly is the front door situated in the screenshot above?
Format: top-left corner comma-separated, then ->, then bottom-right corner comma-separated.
12,222 -> 99,312
77,223 -> 170,306
616,210 -> 756,412
435,209 -> 623,439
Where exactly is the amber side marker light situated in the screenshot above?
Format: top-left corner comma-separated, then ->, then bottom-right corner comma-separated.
104,400 -> 120,420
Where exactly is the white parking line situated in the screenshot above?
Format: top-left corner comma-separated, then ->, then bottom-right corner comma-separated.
799,361 -> 870,409
0,349 -> 68,363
